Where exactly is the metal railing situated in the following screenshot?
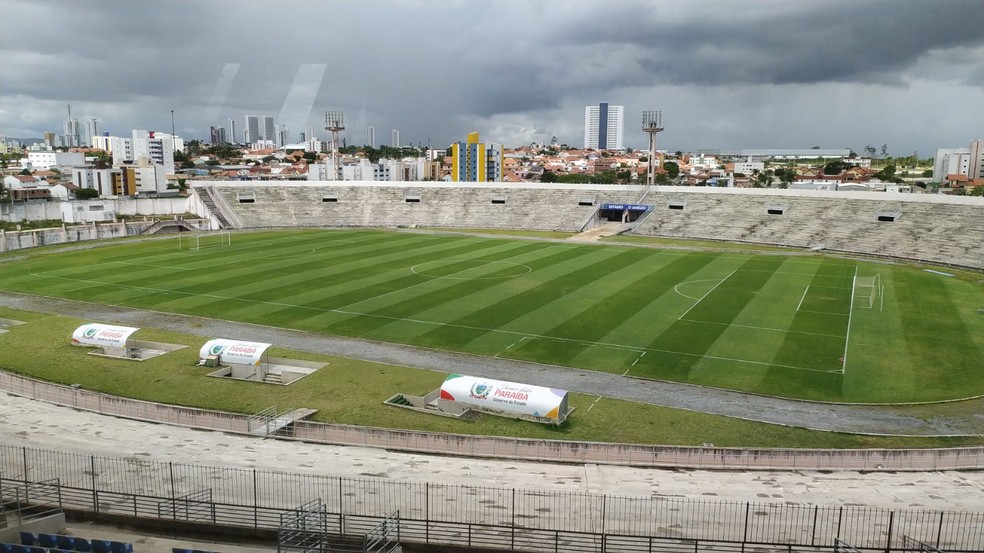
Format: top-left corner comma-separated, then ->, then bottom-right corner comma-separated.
1,445 -> 981,553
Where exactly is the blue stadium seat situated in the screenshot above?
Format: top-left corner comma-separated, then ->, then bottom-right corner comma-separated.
109,542 -> 132,553
10,546 -> 30,553
18,534 -> 36,546
74,539 -> 92,553
91,540 -> 112,553
29,546 -> 47,553
171,549 -> 193,553
37,535 -> 57,549
1,543 -> 14,553
56,536 -> 75,551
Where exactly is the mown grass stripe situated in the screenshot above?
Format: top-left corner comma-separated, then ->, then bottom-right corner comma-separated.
632,255 -> 786,379
412,247 -> 647,350
520,252 -> 722,365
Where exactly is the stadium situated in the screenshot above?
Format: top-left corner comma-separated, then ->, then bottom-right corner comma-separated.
1,182 -> 983,553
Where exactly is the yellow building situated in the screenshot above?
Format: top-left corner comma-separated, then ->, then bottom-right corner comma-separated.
451,132 -> 503,182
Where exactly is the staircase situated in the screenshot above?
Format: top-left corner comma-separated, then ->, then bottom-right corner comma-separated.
263,371 -> 283,384
196,186 -> 233,229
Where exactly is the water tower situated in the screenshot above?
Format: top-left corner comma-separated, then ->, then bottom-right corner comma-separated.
642,111 -> 664,186
324,111 -> 345,180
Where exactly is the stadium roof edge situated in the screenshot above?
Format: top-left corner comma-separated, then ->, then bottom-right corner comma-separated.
192,181 -> 984,206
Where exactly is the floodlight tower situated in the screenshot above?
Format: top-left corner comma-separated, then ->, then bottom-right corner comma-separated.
324,111 -> 345,180
642,110 -> 664,186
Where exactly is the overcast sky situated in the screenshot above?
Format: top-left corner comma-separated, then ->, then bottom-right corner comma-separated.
2,0 -> 982,156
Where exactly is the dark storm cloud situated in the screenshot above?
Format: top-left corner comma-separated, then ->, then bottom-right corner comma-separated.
551,0 -> 984,87
1,0 -> 981,153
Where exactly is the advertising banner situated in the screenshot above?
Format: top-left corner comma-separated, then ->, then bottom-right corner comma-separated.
198,339 -> 271,366
71,323 -> 139,348
439,373 -> 568,421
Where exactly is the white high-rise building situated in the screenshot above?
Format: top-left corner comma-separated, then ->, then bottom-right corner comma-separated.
262,116 -> 275,142
391,129 -> 400,148
63,117 -> 81,148
130,130 -> 175,176
932,140 -> 983,182
367,126 -> 375,148
583,103 -> 624,150
84,118 -> 98,148
245,115 -> 260,144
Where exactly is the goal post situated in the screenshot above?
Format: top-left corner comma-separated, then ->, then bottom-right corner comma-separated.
179,231 -> 232,251
854,273 -> 881,310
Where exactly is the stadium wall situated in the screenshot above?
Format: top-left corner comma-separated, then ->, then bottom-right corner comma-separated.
2,370 -> 981,472
0,220 -> 153,252
195,182 -> 984,270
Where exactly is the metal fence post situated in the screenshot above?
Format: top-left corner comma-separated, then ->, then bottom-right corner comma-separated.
511,487 -> 516,551
253,469 -> 259,529
935,511 -> 944,549
90,455 -> 99,512
812,505 -> 819,546
885,511 -> 894,553
169,462 -> 177,519
742,502 -> 751,553
22,446 -> 28,483
425,482 -> 430,544
836,506 -> 843,543
339,476 -> 345,534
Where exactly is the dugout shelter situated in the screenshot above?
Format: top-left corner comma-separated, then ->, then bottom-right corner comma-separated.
71,323 -> 184,360
199,338 -> 325,385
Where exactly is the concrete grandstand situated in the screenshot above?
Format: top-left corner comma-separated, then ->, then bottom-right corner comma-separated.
190,182 -> 984,270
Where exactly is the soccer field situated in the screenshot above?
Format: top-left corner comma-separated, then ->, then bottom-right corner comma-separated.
2,229 -> 982,403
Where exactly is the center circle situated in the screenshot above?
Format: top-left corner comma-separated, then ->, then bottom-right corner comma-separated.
411,259 -> 533,280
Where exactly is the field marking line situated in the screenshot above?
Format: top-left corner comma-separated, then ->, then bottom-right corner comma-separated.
841,264 -> 859,373
672,279 -> 723,301
585,396 -> 604,412
677,269 -> 737,321
494,340 -> 519,358
796,285 -> 811,312
797,309 -> 848,317
678,318 -> 845,339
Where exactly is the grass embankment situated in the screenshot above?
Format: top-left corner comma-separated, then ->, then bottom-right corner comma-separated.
0,306 -> 980,449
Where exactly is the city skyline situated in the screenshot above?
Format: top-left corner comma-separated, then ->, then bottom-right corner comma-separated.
2,0 -> 983,156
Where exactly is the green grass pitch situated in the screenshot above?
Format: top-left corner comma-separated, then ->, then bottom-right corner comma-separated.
1,228 -> 982,403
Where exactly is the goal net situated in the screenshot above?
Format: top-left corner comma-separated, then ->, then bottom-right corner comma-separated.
854,273 -> 881,310
179,231 -> 232,251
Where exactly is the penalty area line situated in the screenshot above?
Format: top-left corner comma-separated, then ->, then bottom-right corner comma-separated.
796,285 -> 810,312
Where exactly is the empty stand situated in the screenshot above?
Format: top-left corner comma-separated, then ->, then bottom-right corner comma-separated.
193,182 -> 984,269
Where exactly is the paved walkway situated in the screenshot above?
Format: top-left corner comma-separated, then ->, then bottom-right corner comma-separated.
3,392 -> 983,511
1,291 -> 982,437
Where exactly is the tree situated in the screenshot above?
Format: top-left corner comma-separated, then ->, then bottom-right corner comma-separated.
823,161 -> 850,175
969,186 -> 984,197
19,168 -> 31,175
863,145 -> 877,159
74,188 -> 99,200
539,170 -> 557,183
663,161 -> 680,179
874,164 -> 902,183
774,166 -> 796,185
880,144 -> 889,159
921,170 -> 933,178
